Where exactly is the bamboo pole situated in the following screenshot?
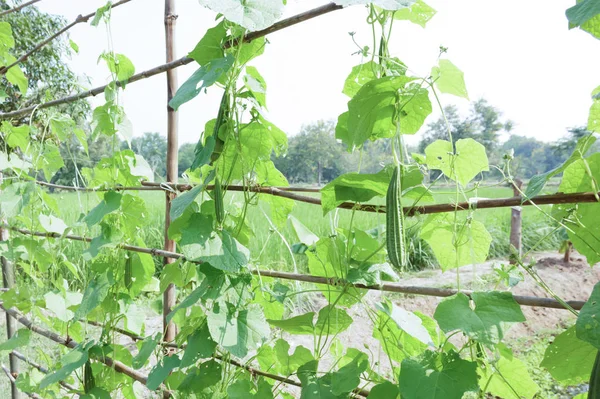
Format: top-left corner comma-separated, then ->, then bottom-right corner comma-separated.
0,0 -> 133,75
0,0 -> 41,17
0,305 -> 163,391
163,0 -> 178,347
10,351 -> 81,394
0,2 -> 344,121
0,173 -> 18,399
5,226 -> 587,311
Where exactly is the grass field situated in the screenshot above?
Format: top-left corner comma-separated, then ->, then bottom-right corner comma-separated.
49,183 -> 563,278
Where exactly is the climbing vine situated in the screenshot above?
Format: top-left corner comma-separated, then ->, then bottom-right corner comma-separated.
0,0 -> 599,398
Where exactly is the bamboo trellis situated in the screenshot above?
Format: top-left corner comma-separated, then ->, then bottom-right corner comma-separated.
0,0 -> 597,397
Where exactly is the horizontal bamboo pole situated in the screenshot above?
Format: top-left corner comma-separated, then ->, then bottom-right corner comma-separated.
254,269 -> 586,310
0,304 -> 160,391
10,351 -> 81,394
0,0 -> 133,75
0,0 -> 41,17
30,179 -> 600,216
35,180 -> 161,192
6,226 -> 586,311
0,2 -> 344,120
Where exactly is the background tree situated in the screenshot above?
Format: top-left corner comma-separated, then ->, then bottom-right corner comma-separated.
178,142 -> 195,176
0,1 -> 89,124
273,120 -> 346,184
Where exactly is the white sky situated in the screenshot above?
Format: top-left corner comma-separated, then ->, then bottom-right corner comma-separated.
35,0 -> 600,146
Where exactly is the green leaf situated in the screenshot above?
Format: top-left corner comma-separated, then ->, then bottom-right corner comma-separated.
6,64 -> 27,95
83,191 -> 122,228
188,22 -> 226,66
40,350 -> 88,389
297,360 -> 340,399
39,214 -> 67,235
268,312 -> 315,335
343,61 -> 379,98
307,237 -> 365,307
290,215 -> 319,246
169,171 -> 213,221
101,53 -> 135,82
525,133 -> 596,198
0,22 -> 15,49
146,355 -> 180,390
315,305 -> 353,336
369,381 -> 400,398
91,2 -> 111,26
199,0 -> 285,31
541,326 -> 596,384
589,86 -> 600,133
434,292 -> 525,346
181,323 -> 217,368
169,55 -> 234,110
425,138 -> 488,186
166,285 -> 207,324
481,352 -> 539,399
399,351 -> 478,399
73,273 -> 111,321
132,334 -> 161,369
2,122 -> 30,150
392,0 -> 436,27
207,302 -> 270,358
375,301 -> 433,346
342,76 -> 415,150
44,291 -> 77,322
398,86 -> 432,134
330,351 -> 368,395
566,0 -> 600,26
69,39 -> 79,53
335,0 -> 416,10
0,329 -> 30,352
179,214 -> 250,272
273,340 -> 313,375
431,59 -> 469,99
320,170 -> 389,215
244,66 -> 267,108
577,282 -> 600,348
556,152 -> 600,264
420,213 -> 491,271
178,360 -> 221,393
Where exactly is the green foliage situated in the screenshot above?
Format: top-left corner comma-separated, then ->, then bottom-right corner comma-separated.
1,2 -> 599,398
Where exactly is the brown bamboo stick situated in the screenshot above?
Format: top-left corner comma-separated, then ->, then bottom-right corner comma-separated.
0,0 -> 41,17
0,0 -> 133,75
0,172 -> 18,399
163,0 -> 179,349
10,351 -> 81,394
0,305 -> 158,389
0,3 -> 344,120
5,226 -> 587,311
35,180 -> 160,192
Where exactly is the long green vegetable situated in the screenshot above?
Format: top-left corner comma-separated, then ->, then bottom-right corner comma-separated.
386,165 -> 407,271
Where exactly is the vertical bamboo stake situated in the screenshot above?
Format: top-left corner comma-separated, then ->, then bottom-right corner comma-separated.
509,179 -> 523,265
163,0 -> 178,345
0,173 -> 18,399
